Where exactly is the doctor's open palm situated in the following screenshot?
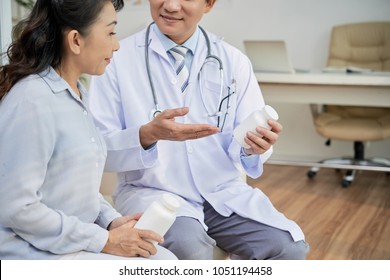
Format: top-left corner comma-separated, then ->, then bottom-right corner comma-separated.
139,107 -> 220,148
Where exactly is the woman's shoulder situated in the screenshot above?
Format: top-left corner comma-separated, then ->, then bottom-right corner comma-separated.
2,73 -> 53,107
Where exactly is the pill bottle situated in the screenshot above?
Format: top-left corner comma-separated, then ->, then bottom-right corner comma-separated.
134,193 -> 180,245
233,105 -> 279,149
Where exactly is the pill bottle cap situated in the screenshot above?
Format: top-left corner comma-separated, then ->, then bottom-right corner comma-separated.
264,105 -> 279,121
161,193 -> 180,211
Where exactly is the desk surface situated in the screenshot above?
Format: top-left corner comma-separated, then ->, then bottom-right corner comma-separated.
256,71 -> 390,107
255,71 -> 390,86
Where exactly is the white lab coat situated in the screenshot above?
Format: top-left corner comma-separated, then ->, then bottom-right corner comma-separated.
89,26 -> 304,242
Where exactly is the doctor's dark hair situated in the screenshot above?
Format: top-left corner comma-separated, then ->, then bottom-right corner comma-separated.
0,0 -> 124,100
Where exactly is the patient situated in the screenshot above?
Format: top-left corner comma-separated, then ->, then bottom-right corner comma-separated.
0,0 -> 175,260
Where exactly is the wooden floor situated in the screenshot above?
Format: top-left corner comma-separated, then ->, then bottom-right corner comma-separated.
247,164 -> 390,260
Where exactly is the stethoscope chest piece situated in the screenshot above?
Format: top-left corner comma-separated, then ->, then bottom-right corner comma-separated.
150,108 -> 163,120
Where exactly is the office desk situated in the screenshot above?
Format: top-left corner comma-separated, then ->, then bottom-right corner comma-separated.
255,71 -> 390,171
255,71 -> 390,107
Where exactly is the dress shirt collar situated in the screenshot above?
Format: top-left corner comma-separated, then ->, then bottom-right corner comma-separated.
153,23 -> 199,55
38,66 -> 88,102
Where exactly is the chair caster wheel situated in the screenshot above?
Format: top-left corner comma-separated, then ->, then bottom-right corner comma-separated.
307,170 -> 317,179
342,179 -> 351,188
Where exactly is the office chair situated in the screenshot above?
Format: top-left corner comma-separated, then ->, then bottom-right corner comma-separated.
307,22 -> 390,187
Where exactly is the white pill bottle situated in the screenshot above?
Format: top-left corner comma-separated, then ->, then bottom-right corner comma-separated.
134,193 -> 180,245
233,105 -> 279,149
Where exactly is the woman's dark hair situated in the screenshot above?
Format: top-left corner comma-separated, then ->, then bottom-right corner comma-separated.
0,0 -> 124,100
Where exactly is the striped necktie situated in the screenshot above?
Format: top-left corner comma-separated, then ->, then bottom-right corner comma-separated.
169,46 -> 189,93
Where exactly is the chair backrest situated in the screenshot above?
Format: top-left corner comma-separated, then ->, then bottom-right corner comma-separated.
325,22 -> 390,116
326,105 -> 390,118
327,22 -> 390,71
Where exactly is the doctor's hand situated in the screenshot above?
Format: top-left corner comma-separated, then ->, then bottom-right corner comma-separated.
102,215 -> 163,258
139,107 -> 220,148
243,119 -> 283,156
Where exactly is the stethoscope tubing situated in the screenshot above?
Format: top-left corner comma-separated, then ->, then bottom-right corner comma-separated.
145,23 -> 162,118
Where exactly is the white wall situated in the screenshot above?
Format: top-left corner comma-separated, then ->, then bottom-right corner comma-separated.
0,0 -> 12,65
117,0 -> 390,70
116,0 -> 390,160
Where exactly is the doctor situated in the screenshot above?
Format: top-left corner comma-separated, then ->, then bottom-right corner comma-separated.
89,0 -> 309,260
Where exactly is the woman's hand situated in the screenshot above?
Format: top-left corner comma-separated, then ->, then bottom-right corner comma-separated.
102,215 -> 164,258
107,213 -> 142,230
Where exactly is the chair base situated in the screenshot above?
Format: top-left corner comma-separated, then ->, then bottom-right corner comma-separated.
307,156 -> 390,187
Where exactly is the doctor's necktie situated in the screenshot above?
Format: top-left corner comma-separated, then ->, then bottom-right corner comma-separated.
169,46 -> 189,93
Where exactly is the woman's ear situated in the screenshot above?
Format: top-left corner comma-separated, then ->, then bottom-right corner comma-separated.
66,29 -> 82,55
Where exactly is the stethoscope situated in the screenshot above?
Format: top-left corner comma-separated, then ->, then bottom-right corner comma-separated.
145,22 -> 225,121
